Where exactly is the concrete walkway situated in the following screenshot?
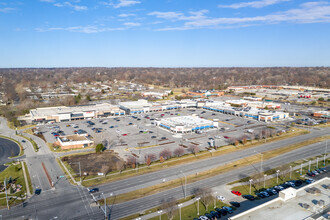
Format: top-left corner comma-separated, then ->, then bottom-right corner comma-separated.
21,161 -> 31,197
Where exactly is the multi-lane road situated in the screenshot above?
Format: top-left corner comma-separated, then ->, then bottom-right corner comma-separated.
0,116 -> 329,219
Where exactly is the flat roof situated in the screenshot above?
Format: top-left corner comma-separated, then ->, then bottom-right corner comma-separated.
229,177 -> 330,220
31,103 -> 120,117
59,135 -> 88,142
160,115 -> 213,127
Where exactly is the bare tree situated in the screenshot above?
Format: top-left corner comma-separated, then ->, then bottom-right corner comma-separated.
192,187 -> 213,211
160,197 -> 178,220
100,165 -> 110,175
173,147 -> 185,157
127,156 -> 137,168
145,153 -> 157,162
188,145 -> 199,156
160,148 -> 172,160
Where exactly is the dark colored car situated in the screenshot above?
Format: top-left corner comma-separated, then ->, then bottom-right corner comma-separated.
230,201 -> 240,207
205,213 -> 213,219
21,140 -> 26,143
256,193 -> 265,198
89,188 -> 99,193
151,136 -> 157,139
215,208 -> 227,216
295,180 -> 303,187
161,137 -> 166,140
109,126 -> 114,128
35,189 -> 41,195
307,172 -> 315,177
242,195 -> 255,201
210,211 -> 221,218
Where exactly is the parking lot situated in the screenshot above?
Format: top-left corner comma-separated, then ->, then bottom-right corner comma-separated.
36,108 -> 285,161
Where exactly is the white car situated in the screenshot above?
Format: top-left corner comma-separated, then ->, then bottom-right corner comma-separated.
216,195 -> 225,201
199,216 -> 208,220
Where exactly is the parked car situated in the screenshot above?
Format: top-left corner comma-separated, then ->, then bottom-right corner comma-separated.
260,191 -> 270,197
205,213 -> 212,219
285,181 -> 295,187
151,136 -> 157,139
231,190 -> 242,196
274,185 -> 284,192
199,216 -> 208,220
307,172 -> 315,177
295,180 -> 303,187
256,193 -> 265,198
215,208 -> 227,216
222,206 -> 233,214
305,179 -> 315,184
21,140 -> 26,143
210,210 -> 221,218
230,201 -> 240,207
319,168 -> 326,172
216,195 -> 225,201
242,195 -> 255,201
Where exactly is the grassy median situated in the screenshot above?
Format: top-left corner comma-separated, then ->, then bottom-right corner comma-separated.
105,135 -> 329,205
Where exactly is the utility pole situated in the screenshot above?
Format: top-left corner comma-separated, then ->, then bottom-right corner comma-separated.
276,170 -> 280,184
4,178 -> 9,210
300,163 -> 303,175
214,191 -> 217,208
324,140 -> 328,166
316,157 -> 319,169
263,174 -> 267,188
308,160 -> 311,172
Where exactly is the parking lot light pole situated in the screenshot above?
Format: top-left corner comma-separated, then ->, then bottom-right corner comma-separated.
249,179 -> 253,194
300,163 -> 303,175
290,166 -> 292,179
196,197 -> 200,215
325,140 -> 328,166
324,154 -> 326,167
214,191 -> 217,208
263,174 -> 267,188
316,157 -> 319,169
178,204 -> 183,220
309,160 -> 311,172
276,170 -> 280,184
157,210 -> 163,220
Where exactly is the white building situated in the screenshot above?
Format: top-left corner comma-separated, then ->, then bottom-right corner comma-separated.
156,115 -> 218,133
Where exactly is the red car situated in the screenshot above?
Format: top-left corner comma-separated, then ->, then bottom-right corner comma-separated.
224,136 -> 230,139
122,134 -> 128,136
231,190 -> 242,196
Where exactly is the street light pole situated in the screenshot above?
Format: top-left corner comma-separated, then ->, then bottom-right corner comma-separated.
157,210 -> 163,220
300,163 -> 303,175
102,193 -> 106,219
309,160 -> 311,172
196,197 -> 200,215
276,170 -> 280,184
316,157 -> 319,169
249,179 -> 253,194
214,191 -> 217,209
263,174 -> 267,188
178,204 -> 183,220
180,171 -> 187,199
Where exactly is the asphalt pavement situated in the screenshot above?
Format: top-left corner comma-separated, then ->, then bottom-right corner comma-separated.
0,137 -> 20,171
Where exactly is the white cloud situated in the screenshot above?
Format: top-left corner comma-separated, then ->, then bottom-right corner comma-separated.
104,0 -> 140,8
54,2 -> 87,11
219,0 -> 290,9
0,7 -> 15,13
123,22 -> 141,26
154,2 -> 330,30
118,13 -> 136,17
40,0 -> 56,2
36,25 -> 125,33
148,10 -> 208,21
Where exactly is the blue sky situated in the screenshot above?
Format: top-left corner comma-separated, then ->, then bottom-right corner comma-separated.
1,0 -> 330,67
